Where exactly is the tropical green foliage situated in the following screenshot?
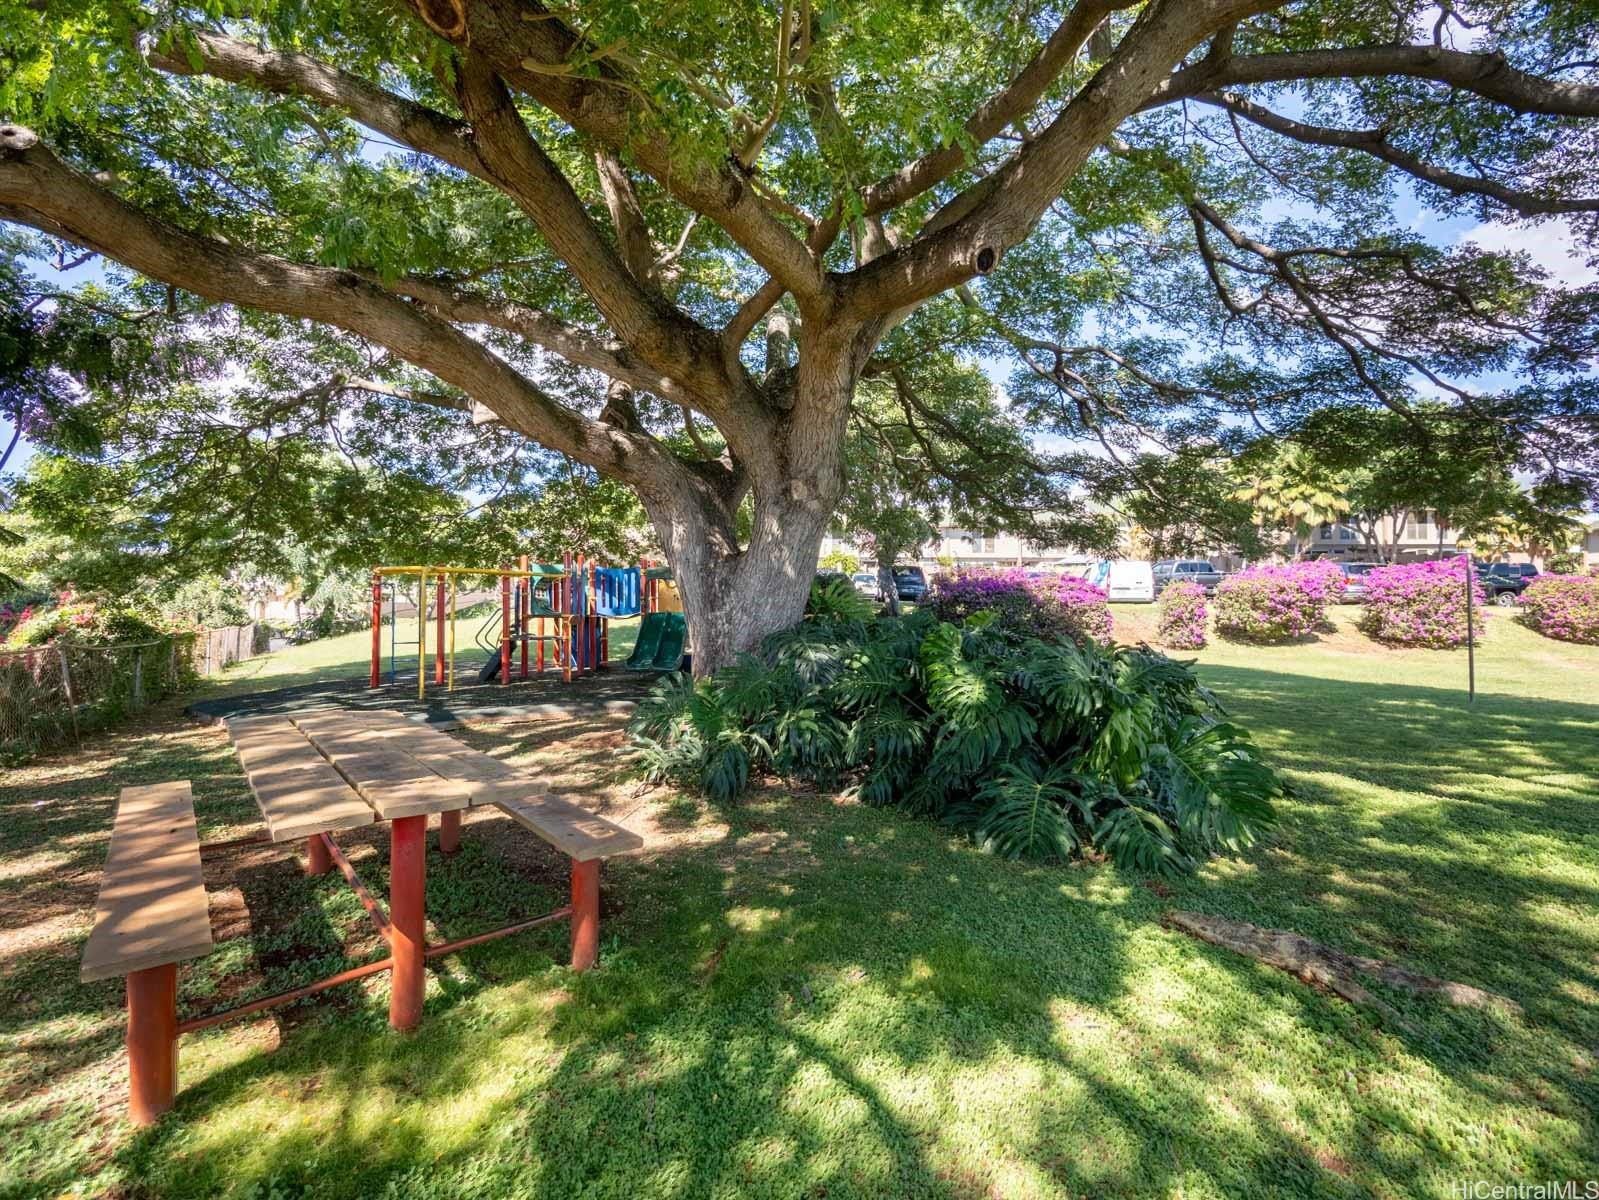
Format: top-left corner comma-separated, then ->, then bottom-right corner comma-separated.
630,608 -> 1281,873
1231,443 -> 1350,556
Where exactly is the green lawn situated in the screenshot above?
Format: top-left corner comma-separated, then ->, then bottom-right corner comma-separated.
207,615 -> 643,699
1,607 -> 1595,1198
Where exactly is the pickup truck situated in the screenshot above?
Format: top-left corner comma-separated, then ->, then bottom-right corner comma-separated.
1153,560 -> 1226,595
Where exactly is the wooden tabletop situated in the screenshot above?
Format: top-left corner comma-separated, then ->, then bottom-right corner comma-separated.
225,709 -> 635,861
225,715 -> 376,842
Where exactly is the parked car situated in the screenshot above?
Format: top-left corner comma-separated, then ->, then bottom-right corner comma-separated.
1335,561 -> 1378,602
1153,560 -> 1227,595
1087,559 -> 1156,603
814,569 -> 853,593
1482,562 -> 1538,581
892,565 -> 928,602
850,572 -> 882,600
1475,564 -> 1528,606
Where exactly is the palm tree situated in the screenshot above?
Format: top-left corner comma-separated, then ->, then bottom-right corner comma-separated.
1232,445 -> 1351,559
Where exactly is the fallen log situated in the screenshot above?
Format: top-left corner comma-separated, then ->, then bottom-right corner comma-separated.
1165,910 -> 1521,1030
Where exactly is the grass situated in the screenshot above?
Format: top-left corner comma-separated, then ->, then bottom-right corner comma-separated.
1,606 -> 1596,1197
207,615 -> 643,699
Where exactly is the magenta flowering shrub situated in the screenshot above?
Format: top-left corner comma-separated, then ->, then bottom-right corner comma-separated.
1047,574 -> 1114,646
1520,574 -> 1599,645
1213,561 -> 1341,643
0,603 -> 36,639
930,567 -> 1112,647
4,591 -> 169,648
1357,559 -> 1485,648
1156,580 -> 1208,649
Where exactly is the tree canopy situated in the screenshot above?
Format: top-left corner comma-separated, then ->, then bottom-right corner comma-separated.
2,0 -> 1596,668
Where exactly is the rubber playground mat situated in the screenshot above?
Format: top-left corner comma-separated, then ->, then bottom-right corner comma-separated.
187,666 -> 661,729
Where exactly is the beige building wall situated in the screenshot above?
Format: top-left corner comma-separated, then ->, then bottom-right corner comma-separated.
819,528 -> 1087,571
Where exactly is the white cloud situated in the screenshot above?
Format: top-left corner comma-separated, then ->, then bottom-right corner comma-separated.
1460,220 -> 1597,286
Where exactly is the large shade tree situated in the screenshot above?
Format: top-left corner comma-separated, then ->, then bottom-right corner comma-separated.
3,0 -> 1597,671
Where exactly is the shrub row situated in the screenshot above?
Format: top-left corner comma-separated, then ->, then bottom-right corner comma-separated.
631,602 -> 1281,873
1156,580 -> 1208,649
1520,574 -> 1599,645
1212,560 -> 1342,643
1357,559 -> 1484,648
929,567 -> 1112,647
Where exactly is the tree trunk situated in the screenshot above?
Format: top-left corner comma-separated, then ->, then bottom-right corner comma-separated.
639,352 -> 851,676
875,539 -> 904,617
650,491 -> 831,676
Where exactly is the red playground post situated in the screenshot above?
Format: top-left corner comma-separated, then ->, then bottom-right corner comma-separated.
519,554 -> 531,679
499,570 -> 511,687
369,572 -> 382,688
434,576 -> 446,686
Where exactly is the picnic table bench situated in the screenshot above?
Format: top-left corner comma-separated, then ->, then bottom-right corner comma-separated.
81,708 -> 641,1124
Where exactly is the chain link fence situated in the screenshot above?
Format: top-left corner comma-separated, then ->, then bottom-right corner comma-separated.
0,622 -> 259,761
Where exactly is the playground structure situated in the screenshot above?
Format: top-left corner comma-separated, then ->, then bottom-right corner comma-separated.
368,554 -> 686,698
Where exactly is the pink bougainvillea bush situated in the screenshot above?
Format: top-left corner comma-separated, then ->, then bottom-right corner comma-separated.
1357,559 -> 1485,648
1156,579 -> 1208,649
1213,560 -> 1342,643
1047,573 -> 1114,646
930,568 -> 1112,647
1520,574 -> 1599,645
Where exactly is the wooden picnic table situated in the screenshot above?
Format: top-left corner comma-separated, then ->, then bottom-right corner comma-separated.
81,707 -> 641,1124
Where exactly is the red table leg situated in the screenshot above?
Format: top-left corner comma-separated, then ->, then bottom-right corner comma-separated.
438,809 -> 461,855
571,858 -> 599,972
307,832 -> 333,875
389,815 -> 426,1031
126,963 -> 178,1125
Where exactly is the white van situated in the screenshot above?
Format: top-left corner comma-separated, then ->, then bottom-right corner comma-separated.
1087,559 -> 1155,602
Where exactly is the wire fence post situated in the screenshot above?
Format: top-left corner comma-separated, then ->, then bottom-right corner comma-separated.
133,647 -> 144,709
57,645 -> 80,745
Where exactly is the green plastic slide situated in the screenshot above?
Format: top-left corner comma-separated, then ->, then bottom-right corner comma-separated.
649,612 -> 687,672
624,612 -> 669,670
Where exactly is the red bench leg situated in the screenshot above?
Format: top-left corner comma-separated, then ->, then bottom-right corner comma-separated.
307,832 -> 333,876
389,815 -> 426,1031
571,858 -> 599,972
126,963 -> 178,1125
438,809 -> 461,855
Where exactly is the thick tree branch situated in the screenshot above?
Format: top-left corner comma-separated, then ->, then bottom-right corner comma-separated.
840,0 -> 1280,316
148,28 -> 764,424
452,59 -> 721,378
433,0 -> 828,310
0,125 -> 687,492
147,31 -> 481,175
1156,44 -> 1599,116
859,0 -> 1140,217
593,146 -> 660,285
1195,90 -> 1599,215
380,275 -> 698,404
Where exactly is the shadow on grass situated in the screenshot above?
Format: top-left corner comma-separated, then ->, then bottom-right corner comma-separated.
9,667 -> 1599,1197
1181,665 -> 1599,1042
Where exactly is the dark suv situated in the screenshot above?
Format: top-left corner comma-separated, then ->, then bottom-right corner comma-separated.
892,566 -> 928,602
1476,563 -> 1533,606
